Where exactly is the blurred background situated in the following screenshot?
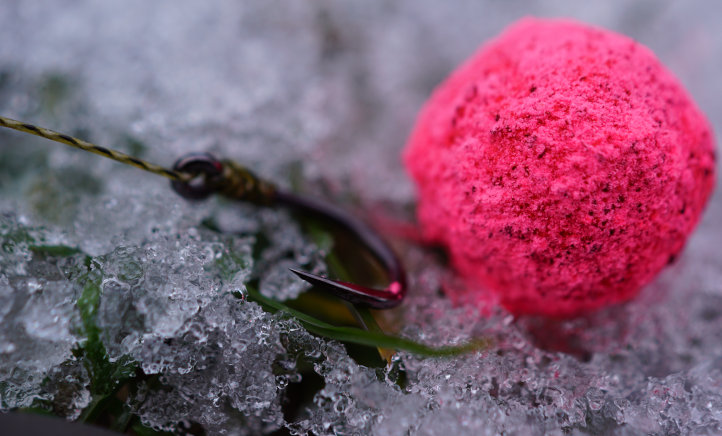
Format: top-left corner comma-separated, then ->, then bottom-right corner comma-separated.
1,1 -> 721,435
2,1 -> 720,205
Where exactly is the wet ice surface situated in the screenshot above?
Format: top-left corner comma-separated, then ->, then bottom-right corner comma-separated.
1,1 -> 721,435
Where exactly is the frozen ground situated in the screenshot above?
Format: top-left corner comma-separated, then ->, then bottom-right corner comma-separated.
1,1 -> 721,435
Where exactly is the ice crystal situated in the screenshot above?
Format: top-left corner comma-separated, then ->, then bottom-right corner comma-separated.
1,1 -> 721,435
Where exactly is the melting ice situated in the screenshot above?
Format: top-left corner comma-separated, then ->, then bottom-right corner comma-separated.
1,1 -> 721,434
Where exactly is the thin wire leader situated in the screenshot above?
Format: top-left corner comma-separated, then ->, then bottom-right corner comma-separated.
0,115 -> 191,182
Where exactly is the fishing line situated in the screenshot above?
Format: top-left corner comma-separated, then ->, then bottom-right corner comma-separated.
0,115 -> 190,182
0,115 -> 407,309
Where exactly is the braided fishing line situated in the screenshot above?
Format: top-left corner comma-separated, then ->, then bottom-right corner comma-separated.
0,115 -> 190,182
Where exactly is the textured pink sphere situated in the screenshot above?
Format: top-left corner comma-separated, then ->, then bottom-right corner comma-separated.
403,18 -> 716,317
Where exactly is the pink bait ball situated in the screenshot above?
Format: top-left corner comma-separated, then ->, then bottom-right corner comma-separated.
403,18 -> 716,317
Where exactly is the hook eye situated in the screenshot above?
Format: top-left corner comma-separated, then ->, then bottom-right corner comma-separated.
171,152 -> 224,200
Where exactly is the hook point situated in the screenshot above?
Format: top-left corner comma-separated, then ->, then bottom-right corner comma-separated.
288,268 -> 403,309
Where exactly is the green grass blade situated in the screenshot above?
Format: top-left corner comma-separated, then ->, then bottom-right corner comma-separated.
29,244 -> 81,257
246,287 -> 488,357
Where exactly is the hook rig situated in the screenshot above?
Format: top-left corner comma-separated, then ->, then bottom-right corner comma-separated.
0,116 -> 407,309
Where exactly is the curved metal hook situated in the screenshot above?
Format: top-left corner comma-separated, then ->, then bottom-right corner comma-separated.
171,153 -> 407,309
0,117 -> 407,309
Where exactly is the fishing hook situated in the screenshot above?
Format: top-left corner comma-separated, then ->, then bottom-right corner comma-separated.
0,115 -> 407,309
171,153 -> 407,309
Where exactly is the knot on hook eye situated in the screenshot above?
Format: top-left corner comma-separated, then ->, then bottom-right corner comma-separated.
171,152 -> 224,200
